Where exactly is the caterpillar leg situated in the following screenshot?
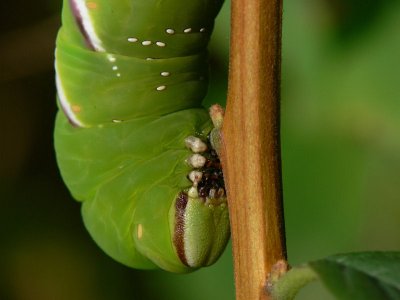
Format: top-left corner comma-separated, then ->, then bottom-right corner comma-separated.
209,104 -> 225,156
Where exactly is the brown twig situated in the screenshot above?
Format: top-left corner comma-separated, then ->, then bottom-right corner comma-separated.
220,0 -> 286,299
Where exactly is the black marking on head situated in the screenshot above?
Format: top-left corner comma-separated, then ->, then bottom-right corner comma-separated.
196,147 -> 225,200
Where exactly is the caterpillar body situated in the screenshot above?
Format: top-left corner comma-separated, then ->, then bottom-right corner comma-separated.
54,0 -> 229,273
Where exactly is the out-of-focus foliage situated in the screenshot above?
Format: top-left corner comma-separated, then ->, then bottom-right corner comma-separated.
1,0 -> 399,299
309,252 -> 400,300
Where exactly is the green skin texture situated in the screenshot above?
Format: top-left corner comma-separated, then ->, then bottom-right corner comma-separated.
54,0 -> 229,273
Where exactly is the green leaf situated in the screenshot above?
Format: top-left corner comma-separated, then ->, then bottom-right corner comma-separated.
309,252 -> 400,300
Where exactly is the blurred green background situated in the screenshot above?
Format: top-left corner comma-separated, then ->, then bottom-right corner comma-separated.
1,0 -> 400,299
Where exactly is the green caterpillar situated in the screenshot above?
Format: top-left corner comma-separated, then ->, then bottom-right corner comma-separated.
54,0 -> 229,273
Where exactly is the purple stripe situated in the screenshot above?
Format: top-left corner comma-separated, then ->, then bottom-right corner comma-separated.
173,192 -> 189,266
69,0 -> 96,50
58,100 -> 82,127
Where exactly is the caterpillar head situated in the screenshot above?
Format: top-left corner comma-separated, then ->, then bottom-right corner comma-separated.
172,136 -> 229,268
132,134 -> 229,272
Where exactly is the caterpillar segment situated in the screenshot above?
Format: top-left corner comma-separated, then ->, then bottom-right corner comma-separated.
54,0 -> 228,273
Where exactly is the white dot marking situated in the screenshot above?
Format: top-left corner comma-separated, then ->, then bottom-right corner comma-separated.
156,41 -> 166,47
137,224 -> 143,239
184,28 -> 192,33
128,37 -> 138,42
142,40 -> 152,46
107,54 -> 116,62
156,85 -> 166,91
166,29 -> 175,34
200,28 -> 206,32
160,72 -> 170,77
112,66 -> 118,71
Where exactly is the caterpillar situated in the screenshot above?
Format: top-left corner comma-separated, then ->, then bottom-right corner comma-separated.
54,0 -> 229,273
